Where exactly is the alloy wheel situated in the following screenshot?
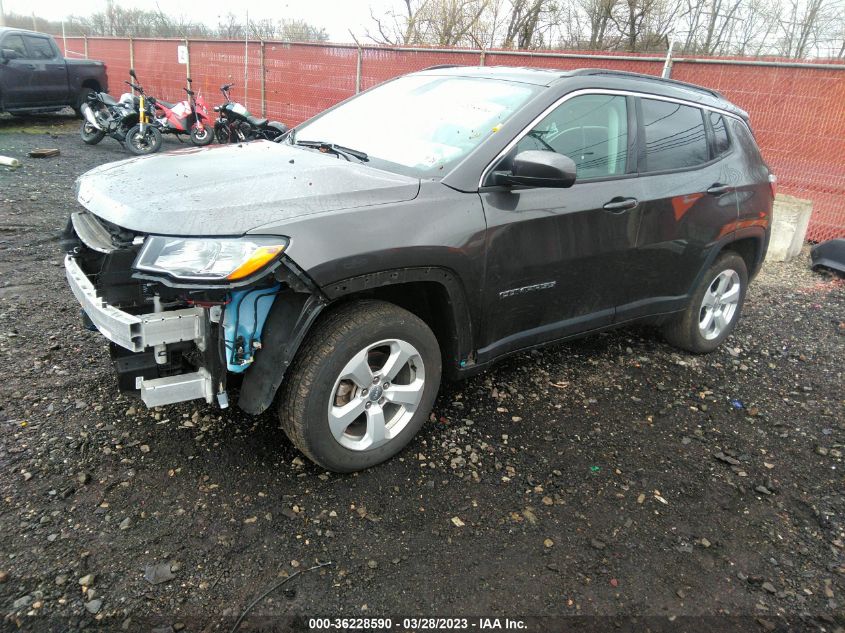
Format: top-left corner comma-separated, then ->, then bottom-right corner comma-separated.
698,269 -> 741,340
327,338 -> 425,451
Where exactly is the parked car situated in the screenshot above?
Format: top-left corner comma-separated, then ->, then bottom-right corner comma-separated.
0,27 -> 107,116
62,67 -> 774,472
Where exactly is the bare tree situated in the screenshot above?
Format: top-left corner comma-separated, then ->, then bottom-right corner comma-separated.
502,0 -> 546,47
367,0 -> 432,44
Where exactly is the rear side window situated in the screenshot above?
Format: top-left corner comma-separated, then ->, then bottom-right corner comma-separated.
2,34 -> 28,57
24,36 -> 56,60
709,112 -> 730,156
640,98 -> 708,172
516,94 -> 629,180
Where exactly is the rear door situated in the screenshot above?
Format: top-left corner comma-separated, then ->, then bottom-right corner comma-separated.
615,96 -> 739,322
0,33 -> 31,108
478,92 -> 641,361
22,34 -> 68,105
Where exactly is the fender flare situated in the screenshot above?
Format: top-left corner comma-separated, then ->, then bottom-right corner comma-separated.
690,227 -> 767,294
322,266 -> 475,373
237,266 -> 475,415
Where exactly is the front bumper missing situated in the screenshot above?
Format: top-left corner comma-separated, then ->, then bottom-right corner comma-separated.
64,255 -> 213,406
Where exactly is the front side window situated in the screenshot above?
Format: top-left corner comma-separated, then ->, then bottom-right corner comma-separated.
641,98 -> 709,172
291,75 -> 540,178
2,34 -> 28,57
24,36 -> 55,60
515,94 -> 629,180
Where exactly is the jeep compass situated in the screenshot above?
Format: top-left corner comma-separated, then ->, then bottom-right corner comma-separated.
63,67 -> 774,472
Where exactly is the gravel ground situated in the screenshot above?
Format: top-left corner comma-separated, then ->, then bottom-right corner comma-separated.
0,118 -> 843,632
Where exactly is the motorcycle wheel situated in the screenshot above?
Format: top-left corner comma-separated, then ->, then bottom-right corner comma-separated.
125,124 -> 163,155
80,121 -> 106,145
190,125 -> 214,146
214,123 -> 230,144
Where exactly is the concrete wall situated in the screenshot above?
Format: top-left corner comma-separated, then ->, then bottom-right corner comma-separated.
765,194 -> 813,263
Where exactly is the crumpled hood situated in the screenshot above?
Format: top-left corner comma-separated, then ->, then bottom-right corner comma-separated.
76,141 -> 420,236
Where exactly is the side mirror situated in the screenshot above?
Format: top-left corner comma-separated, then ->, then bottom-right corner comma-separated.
494,150 -> 577,189
1,49 -> 22,62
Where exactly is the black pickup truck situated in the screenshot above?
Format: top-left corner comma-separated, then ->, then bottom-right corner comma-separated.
0,27 -> 108,116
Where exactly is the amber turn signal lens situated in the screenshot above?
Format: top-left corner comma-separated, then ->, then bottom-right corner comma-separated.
226,245 -> 286,280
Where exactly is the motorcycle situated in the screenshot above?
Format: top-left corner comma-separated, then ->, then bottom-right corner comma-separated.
80,69 -> 161,155
151,77 -> 214,146
213,83 -> 288,143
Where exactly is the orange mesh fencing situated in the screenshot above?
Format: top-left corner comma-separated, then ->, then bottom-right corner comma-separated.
56,37 -> 845,241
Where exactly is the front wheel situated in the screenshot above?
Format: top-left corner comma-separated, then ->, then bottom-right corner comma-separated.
214,122 -> 233,144
279,301 -> 442,472
190,124 -> 214,146
662,252 -> 748,353
124,124 -> 162,155
80,120 -> 105,145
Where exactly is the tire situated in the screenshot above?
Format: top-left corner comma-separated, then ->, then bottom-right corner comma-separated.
262,122 -> 288,141
80,120 -> 105,145
662,252 -> 748,353
215,123 -> 233,144
279,301 -> 442,472
124,124 -> 162,155
190,124 -> 214,146
74,88 -> 95,118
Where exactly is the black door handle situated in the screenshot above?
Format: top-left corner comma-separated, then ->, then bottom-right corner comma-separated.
706,183 -> 731,195
603,197 -> 639,212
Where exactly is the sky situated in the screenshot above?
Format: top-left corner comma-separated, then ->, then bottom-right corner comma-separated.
10,0 -> 392,43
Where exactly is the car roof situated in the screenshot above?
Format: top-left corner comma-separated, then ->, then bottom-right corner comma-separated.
0,27 -> 46,36
414,65 -> 746,119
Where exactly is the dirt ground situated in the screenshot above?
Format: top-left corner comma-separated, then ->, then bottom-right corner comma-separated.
0,116 -> 843,633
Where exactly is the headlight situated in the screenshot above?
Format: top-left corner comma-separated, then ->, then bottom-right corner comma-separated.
134,236 -> 288,282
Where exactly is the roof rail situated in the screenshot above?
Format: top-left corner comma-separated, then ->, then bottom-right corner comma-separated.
423,64 -> 462,70
569,68 -> 724,99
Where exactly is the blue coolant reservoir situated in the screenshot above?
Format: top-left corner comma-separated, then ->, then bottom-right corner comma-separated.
222,285 -> 280,373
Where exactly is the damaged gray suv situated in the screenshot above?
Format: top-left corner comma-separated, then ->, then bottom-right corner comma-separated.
64,66 -> 773,472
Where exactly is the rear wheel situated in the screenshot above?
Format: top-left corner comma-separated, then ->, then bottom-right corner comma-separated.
124,124 -> 162,155
190,124 -> 214,146
279,301 -> 442,472
80,120 -> 105,145
662,252 -> 748,353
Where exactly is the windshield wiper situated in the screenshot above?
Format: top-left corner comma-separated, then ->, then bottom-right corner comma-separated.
294,140 -> 369,162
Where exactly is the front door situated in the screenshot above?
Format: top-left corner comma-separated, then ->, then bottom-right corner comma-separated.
22,34 -> 68,105
478,92 -> 641,361
0,33 -> 31,108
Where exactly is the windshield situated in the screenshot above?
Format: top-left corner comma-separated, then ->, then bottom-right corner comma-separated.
290,75 -> 540,178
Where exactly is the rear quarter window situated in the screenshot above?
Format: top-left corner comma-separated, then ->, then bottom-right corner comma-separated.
729,118 -> 768,177
641,98 -> 709,172
710,112 -> 731,157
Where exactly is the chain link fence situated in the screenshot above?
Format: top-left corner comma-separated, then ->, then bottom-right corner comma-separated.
56,36 -> 845,242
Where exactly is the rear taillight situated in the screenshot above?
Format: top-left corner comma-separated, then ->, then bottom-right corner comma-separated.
768,173 -> 777,199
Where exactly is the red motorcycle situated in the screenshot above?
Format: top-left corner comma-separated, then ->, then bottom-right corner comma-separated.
151,77 -> 214,146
